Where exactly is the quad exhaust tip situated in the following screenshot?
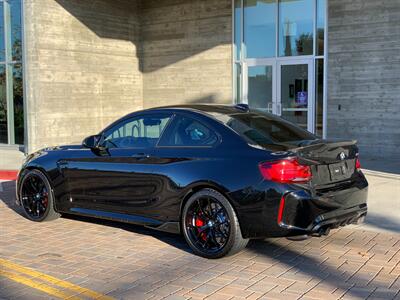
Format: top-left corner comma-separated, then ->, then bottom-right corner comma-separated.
312,227 -> 330,237
290,215 -> 367,240
354,215 -> 366,225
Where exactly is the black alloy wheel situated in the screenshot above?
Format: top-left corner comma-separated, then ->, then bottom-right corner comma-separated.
186,196 -> 230,253
182,188 -> 248,259
19,169 -> 60,222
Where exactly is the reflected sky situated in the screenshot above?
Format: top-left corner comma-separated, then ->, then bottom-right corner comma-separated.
236,0 -> 324,58
0,0 -> 22,62
244,0 -> 276,58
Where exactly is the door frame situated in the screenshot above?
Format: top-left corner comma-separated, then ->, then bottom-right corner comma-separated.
243,56 -> 315,133
277,58 -> 315,133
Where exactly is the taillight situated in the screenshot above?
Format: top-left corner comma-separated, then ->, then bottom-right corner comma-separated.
259,158 -> 312,184
355,157 -> 361,170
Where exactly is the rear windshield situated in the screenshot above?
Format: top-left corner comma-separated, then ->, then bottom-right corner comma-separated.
210,109 -> 316,149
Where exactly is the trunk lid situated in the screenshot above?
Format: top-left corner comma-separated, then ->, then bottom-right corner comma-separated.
290,139 -> 359,186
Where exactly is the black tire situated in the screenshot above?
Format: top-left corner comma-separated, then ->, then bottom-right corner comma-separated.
181,188 -> 248,259
19,169 -> 60,222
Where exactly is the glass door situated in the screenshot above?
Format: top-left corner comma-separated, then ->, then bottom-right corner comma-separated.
277,59 -> 314,132
0,64 -> 7,143
243,60 -> 276,114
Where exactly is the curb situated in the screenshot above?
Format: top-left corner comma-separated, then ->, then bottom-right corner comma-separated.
0,170 -> 18,181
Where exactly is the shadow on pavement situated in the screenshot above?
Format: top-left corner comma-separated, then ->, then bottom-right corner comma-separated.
0,180 -> 24,216
246,238 -> 397,299
64,213 -> 193,254
363,212 -> 400,233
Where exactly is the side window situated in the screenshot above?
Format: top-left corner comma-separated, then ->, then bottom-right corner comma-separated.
159,115 -> 218,147
103,114 -> 171,148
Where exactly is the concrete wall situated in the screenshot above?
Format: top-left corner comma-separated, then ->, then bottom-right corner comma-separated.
141,0 -> 233,108
327,0 -> 400,158
24,0 -> 233,152
24,0 -> 143,152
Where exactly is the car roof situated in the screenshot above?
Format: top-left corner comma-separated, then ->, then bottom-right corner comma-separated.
102,104 -> 249,134
142,104 -> 248,116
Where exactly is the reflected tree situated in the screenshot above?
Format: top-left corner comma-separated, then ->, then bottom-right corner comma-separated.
295,33 -> 313,55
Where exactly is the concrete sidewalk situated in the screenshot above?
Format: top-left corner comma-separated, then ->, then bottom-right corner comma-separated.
353,172 -> 400,234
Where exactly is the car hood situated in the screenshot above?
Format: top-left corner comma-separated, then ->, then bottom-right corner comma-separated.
43,144 -> 83,151
23,144 -> 84,165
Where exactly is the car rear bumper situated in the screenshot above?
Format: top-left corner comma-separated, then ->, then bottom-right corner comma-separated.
234,174 -> 368,239
279,182 -> 368,234
280,198 -> 367,235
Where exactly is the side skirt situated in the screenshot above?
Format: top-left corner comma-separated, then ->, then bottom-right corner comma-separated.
146,222 -> 181,234
69,207 -> 180,234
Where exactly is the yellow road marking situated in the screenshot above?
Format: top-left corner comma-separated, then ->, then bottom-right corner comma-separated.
0,270 -> 80,300
0,258 -> 114,300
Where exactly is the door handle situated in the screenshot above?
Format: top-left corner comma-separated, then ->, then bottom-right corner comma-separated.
57,160 -> 68,168
57,160 -> 68,175
131,153 -> 150,159
276,103 -> 282,116
267,102 -> 273,113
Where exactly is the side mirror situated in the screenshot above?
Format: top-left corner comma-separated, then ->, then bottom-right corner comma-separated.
82,135 -> 101,149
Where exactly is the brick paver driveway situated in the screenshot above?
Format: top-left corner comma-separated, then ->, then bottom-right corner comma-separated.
1,180 -> 399,300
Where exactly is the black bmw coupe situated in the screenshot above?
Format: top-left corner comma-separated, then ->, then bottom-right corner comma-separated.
16,104 -> 368,258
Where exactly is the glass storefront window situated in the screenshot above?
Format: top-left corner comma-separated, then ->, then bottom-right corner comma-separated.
12,63 -> 23,144
280,64 -> 308,130
234,63 -> 242,103
315,59 -> 323,136
279,0 -> 314,57
0,0 -> 24,145
234,0 -> 326,136
248,65 -> 273,111
234,0 -> 241,61
0,2 -> 4,61
0,64 -> 7,143
244,0 -> 276,58
317,0 -> 326,56
10,0 -> 22,61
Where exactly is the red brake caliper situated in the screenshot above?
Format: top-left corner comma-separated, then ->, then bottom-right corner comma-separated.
195,215 -> 207,241
42,192 -> 48,207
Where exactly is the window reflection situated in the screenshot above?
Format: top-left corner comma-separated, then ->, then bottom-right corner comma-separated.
234,0 -> 327,136
315,59 -> 323,136
248,66 -> 273,111
13,63 -> 23,144
244,0 -> 276,58
104,115 -> 171,148
234,0 -> 241,60
235,63 -> 242,103
280,64 -> 308,130
10,0 -> 22,61
0,0 -> 24,145
0,65 -> 7,143
0,3 -> 4,61
279,0 -> 314,56
317,0 -> 325,55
